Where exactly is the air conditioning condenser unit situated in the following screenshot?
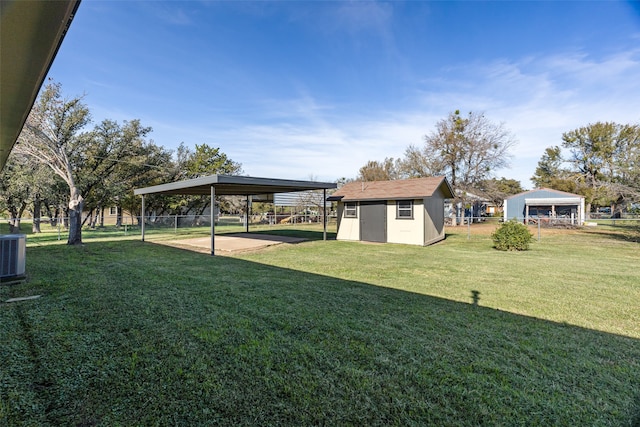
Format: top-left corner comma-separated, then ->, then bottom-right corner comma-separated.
1,234 -> 26,282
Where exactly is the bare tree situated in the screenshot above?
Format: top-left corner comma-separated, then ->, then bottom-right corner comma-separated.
401,110 -> 516,191
357,158 -> 401,181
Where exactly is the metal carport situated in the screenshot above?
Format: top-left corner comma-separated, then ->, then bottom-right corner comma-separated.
133,174 -> 337,255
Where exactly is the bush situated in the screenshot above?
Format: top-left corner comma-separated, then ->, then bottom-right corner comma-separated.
492,220 -> 534,251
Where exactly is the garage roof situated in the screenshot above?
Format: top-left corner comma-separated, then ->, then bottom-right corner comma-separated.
134,174 -> 337,197
0,0 -> 81,171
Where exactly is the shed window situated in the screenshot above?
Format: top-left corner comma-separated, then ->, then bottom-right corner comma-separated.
109,206 -> 117,216
344,202 -> 357,218
397,200 -> 413,219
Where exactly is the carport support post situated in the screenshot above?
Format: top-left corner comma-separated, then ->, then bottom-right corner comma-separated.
210,185 -> 215,256
323,189 -> 327,241
141,195 -> 145,242
246,195 -> 250,233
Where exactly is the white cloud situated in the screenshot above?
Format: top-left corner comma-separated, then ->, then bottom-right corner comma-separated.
139,46 -> 640,188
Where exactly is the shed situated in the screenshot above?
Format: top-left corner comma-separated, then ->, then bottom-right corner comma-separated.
504,188 -> 585,225
327,177 -> 454,246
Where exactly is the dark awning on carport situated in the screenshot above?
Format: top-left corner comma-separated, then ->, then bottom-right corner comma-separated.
133,174 -> 337,255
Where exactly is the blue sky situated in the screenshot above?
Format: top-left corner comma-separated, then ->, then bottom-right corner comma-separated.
48,1 -> 640,188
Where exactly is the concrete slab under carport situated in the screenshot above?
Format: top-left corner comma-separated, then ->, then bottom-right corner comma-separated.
155,233 -> 307,255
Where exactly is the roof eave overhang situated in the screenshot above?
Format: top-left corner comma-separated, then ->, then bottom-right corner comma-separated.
525,197 -> 583,205
0,0 -> 82,171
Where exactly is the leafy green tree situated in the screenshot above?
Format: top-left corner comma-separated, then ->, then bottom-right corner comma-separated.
561,122 -> 640,214
477,177 -> 524,208
15,82 -> 90,243
530,146 -> 578,193
169,143 -> 243,216
0,153 -> 31,232
117,141 -> 175,225
181,143 -> 243,179
15,81 -> 152,244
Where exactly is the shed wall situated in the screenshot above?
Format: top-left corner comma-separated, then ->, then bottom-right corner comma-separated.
424,188 -> 446,245
386,200 -> 424,245
335,202 -> 360,241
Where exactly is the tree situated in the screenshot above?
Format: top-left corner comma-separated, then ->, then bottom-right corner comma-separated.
117,140 -> 174,225
15,81 -> 152,244
530,146 -> 578,193
477,177 -> 524,208
168,143 -> 243,217
14,82 -> 90,244
0,153 -> 31,232
181,143 -> 242,178
357,158 -> 400,181
402,110 -> 516,191
562,122 -> 640,214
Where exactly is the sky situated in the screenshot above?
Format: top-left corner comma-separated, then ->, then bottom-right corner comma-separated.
47,0 -> 640,188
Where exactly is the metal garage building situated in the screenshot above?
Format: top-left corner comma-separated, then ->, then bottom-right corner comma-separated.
504,188 -> 585,225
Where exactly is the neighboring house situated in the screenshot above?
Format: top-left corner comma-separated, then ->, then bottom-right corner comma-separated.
82,206 -> 136,226
504,188 -> 585,225
444,189 -> 502,223
327,177 -> 454,246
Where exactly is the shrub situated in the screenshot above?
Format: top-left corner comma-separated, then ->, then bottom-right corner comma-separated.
491,220 -> 534,251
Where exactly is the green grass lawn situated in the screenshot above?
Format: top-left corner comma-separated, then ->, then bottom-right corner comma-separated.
1,224 -> 639,425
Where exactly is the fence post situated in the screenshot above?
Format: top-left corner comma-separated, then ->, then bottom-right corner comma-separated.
175,215 -> 178,234
538,219 -> 541,242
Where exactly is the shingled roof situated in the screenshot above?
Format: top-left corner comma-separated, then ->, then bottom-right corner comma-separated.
328,176 -> 454,202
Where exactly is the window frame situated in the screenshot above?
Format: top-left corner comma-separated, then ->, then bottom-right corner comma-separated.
344,202 -> 357,218
109,206 -> 118,216
396,200 -> 414,219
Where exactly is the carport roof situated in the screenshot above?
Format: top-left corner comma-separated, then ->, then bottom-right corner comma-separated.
133,174 -> 337,196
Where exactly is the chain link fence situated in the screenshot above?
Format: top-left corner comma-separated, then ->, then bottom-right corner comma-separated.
2,214 -> 638,243
0,214 -> 340,242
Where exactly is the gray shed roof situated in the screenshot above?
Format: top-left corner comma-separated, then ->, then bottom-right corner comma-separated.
134,174 -> 337,196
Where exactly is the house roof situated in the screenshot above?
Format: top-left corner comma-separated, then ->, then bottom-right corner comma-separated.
0,0 -> 81,171
505,187 -> 584,201
327,176 -> 454,202
134,174 -> 337,197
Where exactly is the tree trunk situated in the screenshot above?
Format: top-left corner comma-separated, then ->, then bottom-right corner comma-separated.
8,207 -> 20,233
67,191 -> 84,245
44,203 -> 57,226
8,201 -> 27,233
32,194 -> 42,233
116,204 -> 122,227
100,206 -> 105,227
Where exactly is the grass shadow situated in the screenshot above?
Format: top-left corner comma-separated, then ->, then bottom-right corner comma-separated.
1,240 -> 638,425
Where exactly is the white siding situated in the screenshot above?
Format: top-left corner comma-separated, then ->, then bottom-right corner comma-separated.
386,200 -> 424,246
335,202 -> 360,241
